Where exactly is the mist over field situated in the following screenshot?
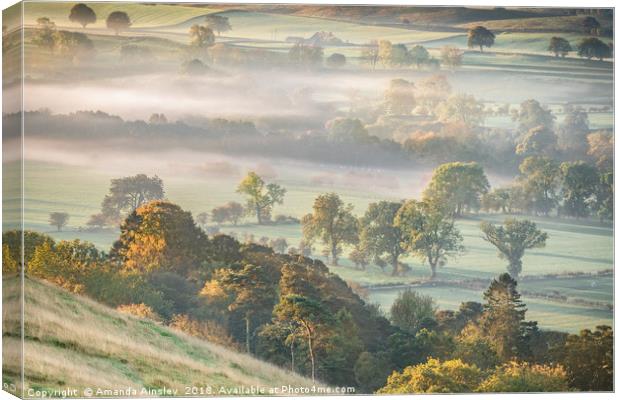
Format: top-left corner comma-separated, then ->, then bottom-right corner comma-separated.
22,66 -> 612,121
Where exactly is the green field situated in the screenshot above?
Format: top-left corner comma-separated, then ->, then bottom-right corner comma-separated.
169,10 -> 461,44
23,2 -> 218,29
459,15 -> 613,33
2,276 -> 315,396
13,2 -> 613,92
422,31 -> 603,56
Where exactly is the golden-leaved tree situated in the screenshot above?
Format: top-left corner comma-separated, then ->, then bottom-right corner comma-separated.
111,201 -> 210,277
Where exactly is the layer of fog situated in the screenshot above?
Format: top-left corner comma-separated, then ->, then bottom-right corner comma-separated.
23,137 -> 512,206
21,66 -> 612,123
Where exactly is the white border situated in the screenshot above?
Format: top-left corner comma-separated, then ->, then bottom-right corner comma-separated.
0,1 -> 617,400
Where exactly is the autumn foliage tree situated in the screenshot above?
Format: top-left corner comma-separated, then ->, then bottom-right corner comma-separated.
274,294 -> 333,383
29,239 -> 106,293
2,230 -> 54,273
478,361 -> 569,392
423,162 -> 489,217
216,263 -> 278,353
480,219 -> 548,279
302,193 -> 358,266
111,201 -> 209,276
189,24 -> 215,48
237,172 -> 286,224
378,358 -> 484,393
384,78 -> 415,115
478,273 -> 527,361
395,200 -> 464,279
358,201 -> 408,275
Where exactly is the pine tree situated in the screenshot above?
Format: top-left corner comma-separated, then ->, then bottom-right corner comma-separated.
479,273 -> 527,360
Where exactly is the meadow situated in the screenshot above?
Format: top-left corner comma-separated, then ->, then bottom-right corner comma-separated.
2,276 -> 316,395
22,2 -> 220,29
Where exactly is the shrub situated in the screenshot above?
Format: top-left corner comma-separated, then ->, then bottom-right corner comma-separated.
117,303 -> 162,323
169,314 -> 241,351
378,358 -> 484,393
477,361 -> 569,392
390,289 -> 437,334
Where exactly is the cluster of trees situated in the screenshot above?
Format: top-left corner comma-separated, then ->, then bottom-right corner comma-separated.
576,37 -> 613,60
13,86 -> 611,180
478,100 -> 613,221
82,160 -> 602,284
360,25 -> 494,71
31,4 -> 137,63
87,174 -> 165,229
207,202 -> 245,226
184,15 -> 232,70
31,17 -> 94,62
299,163 -> 548,280
284,42 -> 348,69
85,172 -> 291,230
9,109 -> 412,169
548,35 -> 613,60
397,94 -> 613,220
187,14 -> 233,53
4,214 -> 611,392
355,23 -> 612,77
361,40 -> 444,70
378,274 -> 612,393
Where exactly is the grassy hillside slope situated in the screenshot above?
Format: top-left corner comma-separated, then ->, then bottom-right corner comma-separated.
2,277 -> 314,396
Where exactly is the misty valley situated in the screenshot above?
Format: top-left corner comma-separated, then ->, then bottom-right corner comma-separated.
2,2 -> 614,396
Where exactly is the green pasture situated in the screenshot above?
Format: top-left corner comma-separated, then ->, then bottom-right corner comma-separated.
23,2 -> 218,29
422,32 -> 602,56
458,15 -> 613,33
19,28 -> 189,81
522,275 -> 613,303
168,11 -> 460,45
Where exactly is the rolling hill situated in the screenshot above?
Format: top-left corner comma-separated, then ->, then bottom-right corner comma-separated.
2,276 -> 315,397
